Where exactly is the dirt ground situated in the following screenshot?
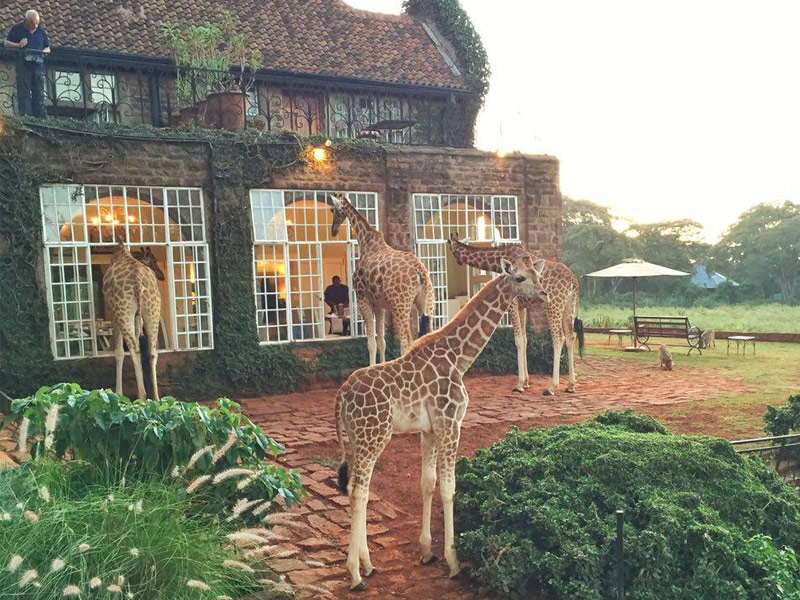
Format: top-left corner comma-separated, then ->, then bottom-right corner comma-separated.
240,352 -> 756,599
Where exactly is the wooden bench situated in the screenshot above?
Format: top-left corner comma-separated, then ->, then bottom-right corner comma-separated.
633,316 -> 702,355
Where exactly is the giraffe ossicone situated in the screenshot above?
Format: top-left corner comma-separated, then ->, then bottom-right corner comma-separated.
330,194 -> 435,365
334,254 -> 548,591
447,233 -> 584,395
102,228 -> 162,401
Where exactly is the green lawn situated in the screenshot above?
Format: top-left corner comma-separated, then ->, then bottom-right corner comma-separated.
580,303 -> 800,333
585,334 -> 800,438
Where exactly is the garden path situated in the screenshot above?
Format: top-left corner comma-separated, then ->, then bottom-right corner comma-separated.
242,354 -> 754,599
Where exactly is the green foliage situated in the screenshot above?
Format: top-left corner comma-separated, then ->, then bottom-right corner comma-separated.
403,0 -> 489,144
455,412 -> 800,600
0,461 -> 288,600
710,201 -> 800,303
744,535 -> 800,600
3,383 -> 303,507
470,326 -> 568,375
765,395 -> 800,436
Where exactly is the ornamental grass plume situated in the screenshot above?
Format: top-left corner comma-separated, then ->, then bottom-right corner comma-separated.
251,499 -> 273,517
243,545 -> 280,560
24,510 -> 39,523
227,498 -> 264,522
236,474 -> 259,490
211,432 -> 237,466
186,445 -> 214,471
19,569 -> 38,587
186,579 -> 211,590
295,583 -> 334,598
38,486 -> 50,502
50,558 -> 67,572
129,548 -> 140,558
44,403 -> 60,450
227,531 -> 270,548
16,417 -> 30,453
62,584 -> 81,596
185,475 -> 212,494
78,543 -> 91,553
222,559 -> 254,572
89,577 -> 102,589
1,511 -> 10,521
212,468 -> 253,485
8,554 -> 23,572
106,584 -> 122,593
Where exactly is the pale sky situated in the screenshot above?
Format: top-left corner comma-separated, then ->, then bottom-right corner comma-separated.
344,0 -> 800,241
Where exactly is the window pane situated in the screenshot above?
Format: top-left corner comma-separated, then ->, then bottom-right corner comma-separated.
54,71 -> 82,102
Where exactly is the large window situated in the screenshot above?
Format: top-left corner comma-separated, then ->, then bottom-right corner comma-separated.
40,185 -> 213,359
412,194 -> 520,329
250,190 -> 378,344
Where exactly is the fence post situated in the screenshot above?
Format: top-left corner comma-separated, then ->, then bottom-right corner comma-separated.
616,509 -> 625,600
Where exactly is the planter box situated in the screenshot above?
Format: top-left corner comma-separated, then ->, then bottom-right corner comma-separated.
200,92 -> 246,131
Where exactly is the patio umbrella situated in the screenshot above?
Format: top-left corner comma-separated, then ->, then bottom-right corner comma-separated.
584,258 -> 690,315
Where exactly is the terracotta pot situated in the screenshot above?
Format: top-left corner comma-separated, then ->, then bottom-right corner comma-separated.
177,106 -> 197,127
202,92 -> 246,131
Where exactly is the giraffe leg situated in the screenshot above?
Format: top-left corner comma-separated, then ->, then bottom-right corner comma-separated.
117,307 -> 146,400
510,301 -> 526,393
376,308 -> 386,364
564,315 -> 577,393
347,480 -> 370,591
437,427 -> 464,578
359,299 -> 376,366
419,431 -> 439,564
544,335 -> 564,396
113,329 -> 125,396
394,306 -> 414,356
141,309 -> 161,401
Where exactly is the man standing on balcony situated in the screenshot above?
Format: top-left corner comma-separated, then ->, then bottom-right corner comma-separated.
5,10 -> 50,118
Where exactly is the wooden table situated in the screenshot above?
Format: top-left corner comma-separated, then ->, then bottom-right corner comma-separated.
727,335 -> 756,355
607,329 -> 632,346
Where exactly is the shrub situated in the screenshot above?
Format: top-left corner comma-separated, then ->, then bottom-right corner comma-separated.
765,394 -> 800,436
471,327 -> 568,375
454,411 -> 800,600
0,460 -> 291,599
2,383 -> 303,508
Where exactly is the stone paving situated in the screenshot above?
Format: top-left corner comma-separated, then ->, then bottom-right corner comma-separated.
241,356 -> 753,599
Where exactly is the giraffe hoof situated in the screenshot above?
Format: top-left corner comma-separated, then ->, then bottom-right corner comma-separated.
543,389 -> 555,396
350,580 -> 368,592
421,554 -> 438,565
512,387 -> 525,393
566,387 -> 575,394
364,567 -> 377,578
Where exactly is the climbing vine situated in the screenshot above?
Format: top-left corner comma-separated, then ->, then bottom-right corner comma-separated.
403,0 -> 491,145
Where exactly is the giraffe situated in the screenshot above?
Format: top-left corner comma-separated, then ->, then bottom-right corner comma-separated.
330,194 -> 435,364
102,234 -> 163,401
447,234 -> 585,395
334,255 -> 548,591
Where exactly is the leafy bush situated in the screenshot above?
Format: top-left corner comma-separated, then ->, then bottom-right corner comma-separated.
2,383 -> 303,507
0,460 -> 290,599
765,394 -> 800,436
471,327 -> 568,375
454,410 -> 800,600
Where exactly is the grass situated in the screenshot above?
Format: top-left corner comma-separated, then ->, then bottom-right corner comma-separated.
580,303 -> 800,333
585,334 -> 800,438
0,461 -> 284,600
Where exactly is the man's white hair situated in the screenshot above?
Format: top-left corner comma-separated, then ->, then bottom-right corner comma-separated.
25,10 -> 40,21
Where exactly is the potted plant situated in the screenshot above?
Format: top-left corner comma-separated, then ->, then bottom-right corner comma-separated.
162,11 -> 262,130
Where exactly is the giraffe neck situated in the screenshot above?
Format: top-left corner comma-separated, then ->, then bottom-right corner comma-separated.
450,239 -> 529,274
416,276 -> 518,375
341,198 -> 383,250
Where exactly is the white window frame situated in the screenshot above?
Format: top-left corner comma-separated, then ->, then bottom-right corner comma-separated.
412,193 -> 520,329
40,184 -> 213,360
250,189 -> 379,345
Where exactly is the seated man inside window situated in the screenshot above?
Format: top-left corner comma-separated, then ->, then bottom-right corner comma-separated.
324,276 -> 350,335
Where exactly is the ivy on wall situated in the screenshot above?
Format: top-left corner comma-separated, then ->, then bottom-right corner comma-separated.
0,117 -> 559,403
403,0 -> 491,145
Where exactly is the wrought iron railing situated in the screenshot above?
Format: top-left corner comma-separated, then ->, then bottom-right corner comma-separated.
0,49 -> 468,146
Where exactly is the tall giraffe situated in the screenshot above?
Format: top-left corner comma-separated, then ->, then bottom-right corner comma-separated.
330,194 -> 435,364
102,235 -> 164,400
447,234 -> 584,395
335,256 -> 548,591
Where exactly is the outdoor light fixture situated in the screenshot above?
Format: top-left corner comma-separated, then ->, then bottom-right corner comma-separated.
313,147 -> 328,162
496,148 -> 508,158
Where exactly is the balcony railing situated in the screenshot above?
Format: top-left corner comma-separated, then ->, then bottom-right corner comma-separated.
0,49 -> 468,147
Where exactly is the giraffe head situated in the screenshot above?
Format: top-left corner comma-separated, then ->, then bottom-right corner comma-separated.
330,194 -> 347,237
133,247 -> 166,281
500,256 -> 549,302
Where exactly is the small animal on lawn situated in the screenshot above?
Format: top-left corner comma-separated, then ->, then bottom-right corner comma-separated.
700,328 -> 715,349
659,345 -> 673,371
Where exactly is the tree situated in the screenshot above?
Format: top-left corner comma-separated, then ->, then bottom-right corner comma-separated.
710,202 -> 800,303
563,197 -> 615,228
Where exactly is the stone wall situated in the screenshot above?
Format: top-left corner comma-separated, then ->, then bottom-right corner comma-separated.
11,128 -> 561,390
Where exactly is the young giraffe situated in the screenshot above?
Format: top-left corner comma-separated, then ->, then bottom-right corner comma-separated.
102,236 -> 164,400
335,256 -> 548,591
330,194 -> 435,364
448,234 -> 584,395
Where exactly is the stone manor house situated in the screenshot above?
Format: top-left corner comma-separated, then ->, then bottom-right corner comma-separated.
0,0 -> 562,394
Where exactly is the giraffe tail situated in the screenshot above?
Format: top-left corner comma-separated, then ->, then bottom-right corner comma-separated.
574,317 -> 586,360
416,267 -> 435,337
335,393 -> 349,494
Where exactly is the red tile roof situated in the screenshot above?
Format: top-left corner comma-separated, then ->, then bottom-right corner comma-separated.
1,1 -> 469,90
